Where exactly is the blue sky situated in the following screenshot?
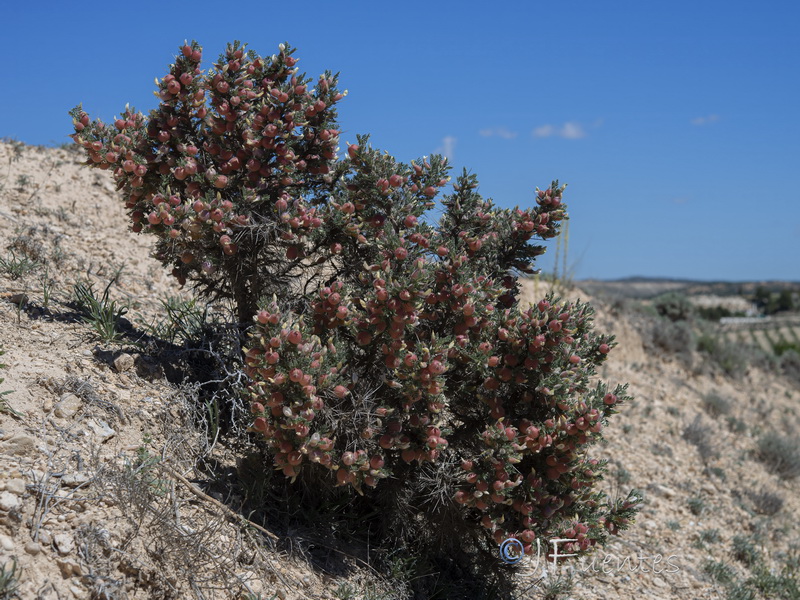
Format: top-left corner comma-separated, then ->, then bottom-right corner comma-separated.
3,1 -> 798,281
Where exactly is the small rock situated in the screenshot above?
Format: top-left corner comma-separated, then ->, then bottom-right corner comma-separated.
0,434 -> 37,456
112,353 -> 134,373
54,394 -> 82,419
649,484 -> 677,499
0,534 -> 13,551
8,293 -> 28,305
0,492 -> 21,512
87,419 -> 115,443
701,482 -> 716,495
39,530 -> 51,546
61,473 -> 91,488
42,397 -> 53,412
53,533 -> 74,555
24,541 -> 42,555
57,558 -> 82,578
82,349 -> 92,357
5,479 -> 25,496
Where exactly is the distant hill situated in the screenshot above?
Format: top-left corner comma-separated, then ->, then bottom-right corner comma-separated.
576,276 -> 800,300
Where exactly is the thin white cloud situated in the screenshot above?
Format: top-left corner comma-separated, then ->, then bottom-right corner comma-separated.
532,121 -> 587,139
479,127 -> 518,139
691,114 -> 720,126
435,135 -> 456,162
560,122 -> 586,139
672,197 -> 689,205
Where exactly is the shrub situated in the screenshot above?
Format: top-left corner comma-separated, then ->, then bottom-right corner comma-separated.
648,317 -> 693,364
732,535 -> 761,567
652,291 -> 694,322
746,489 -> 784,516
755,432 -> 800,479
778,349 -> 800,384
682,415 -> 717,462
70,40 -> 641,588
701,392 -> 732,418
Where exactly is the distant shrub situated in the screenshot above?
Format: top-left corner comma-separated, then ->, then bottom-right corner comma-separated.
649,318 -> 693,364
696,305 -> 742,321
703,559 -> 736,585
746,489 -> 784,516
683,415 -> 717,462
755,432 -> 800,479
653,292 -> 694,322
732,535 -> 761,567
778,349 -> 800,384
695,332 -> 762,377
773,341 -> 800,357
688,496 -> 706,516
701,392 -> 732,418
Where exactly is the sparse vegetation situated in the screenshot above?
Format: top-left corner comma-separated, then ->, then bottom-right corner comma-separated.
701,392 -> 732,418
0,250 -> 38,279
755,432 -> 800,479
0,558 -> 20,600
72,278 -> 129,343
688,496 -> 706,516
747,489 -> 784,516
683,415 -> 717,462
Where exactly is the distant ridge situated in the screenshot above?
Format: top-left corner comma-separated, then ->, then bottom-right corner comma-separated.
574,277 -> 799,300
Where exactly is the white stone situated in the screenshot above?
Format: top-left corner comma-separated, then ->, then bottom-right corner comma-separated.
61,472 -> 90,488
5,478 -> 25,496
24,541 -> 41,555
0,492 -> 20,512
53,533 -> 75,555
54,394 -> 82,419
87,419 -> 115,443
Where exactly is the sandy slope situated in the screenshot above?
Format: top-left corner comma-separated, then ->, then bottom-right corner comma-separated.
1,140 -> 798,599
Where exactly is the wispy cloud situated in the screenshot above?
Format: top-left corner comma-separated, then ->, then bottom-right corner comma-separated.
532,121 -> 587,140
672,197 -> 689,205
435,135 -> 456,161
691,114 -> 720,126
479,127 -> 518,139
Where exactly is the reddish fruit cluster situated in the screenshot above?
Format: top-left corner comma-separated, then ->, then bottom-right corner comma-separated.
70,41 -> 345,316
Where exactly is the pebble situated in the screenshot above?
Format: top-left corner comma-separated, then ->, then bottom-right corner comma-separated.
8,293 -> 28,305
87,419 -> 116,443
42,397 -> 53,412
112,353 -> 134,373
24,541 -> 42,555
54,394 -> 82,419
39,530 -> 51,545
54,532 -> 75,555
0,434 -> 37,456
62,473 -> 91,488
57,558 -> 82,577
5,478 -> 25,496
0,534 -> 13,551
0,492 -> 21,512
649,484 -> 677,499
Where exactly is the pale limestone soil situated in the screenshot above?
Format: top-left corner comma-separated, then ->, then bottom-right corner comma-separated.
0,141 -> 797,599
